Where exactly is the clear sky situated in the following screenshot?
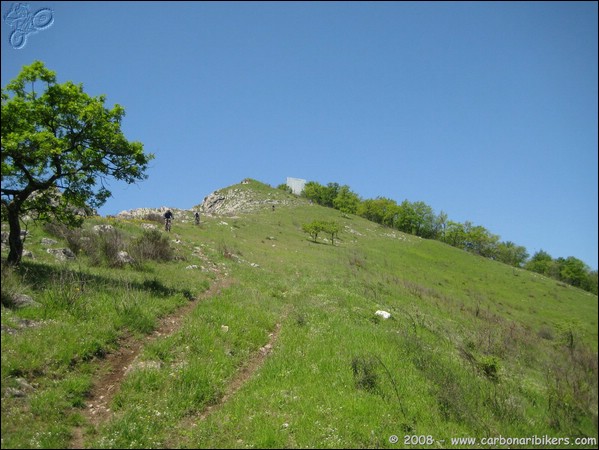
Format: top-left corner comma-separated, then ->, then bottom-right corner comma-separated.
2,1 -> 597,270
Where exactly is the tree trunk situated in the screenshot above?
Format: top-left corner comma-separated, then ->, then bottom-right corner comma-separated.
6,201 -> 23,266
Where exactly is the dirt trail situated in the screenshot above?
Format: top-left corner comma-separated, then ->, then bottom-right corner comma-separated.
169,319 -> 284,447
69,275 -> 233,449
198,321 -> 282,421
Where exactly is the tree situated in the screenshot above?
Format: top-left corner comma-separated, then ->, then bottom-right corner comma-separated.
321,221 -> 341,245
276,183 -> 292,194
557,256 -> 588,288
322,182 -> 340,208
1,61 -> 154,265
302,221 -> 323,242
442,221 -> 467,248
496,241 -> 529,267
332,185 -> 360,214
302,181 -> 326,205
357,197 -> 397,226
525,250 -> 554,276
395,200 -> 436,238
433,210 -> 448,240
465,224 -> 499,258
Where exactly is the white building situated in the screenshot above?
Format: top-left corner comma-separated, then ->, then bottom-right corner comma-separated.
286,177 -> 306,195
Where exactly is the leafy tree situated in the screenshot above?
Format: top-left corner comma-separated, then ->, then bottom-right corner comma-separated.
442,221 -> 468,248
321,221 -> 341,245
411,201 -> 437,238
332,185 -> 360,214
1,61 -> 153,265
496,241 -> 529,267
582,270 -> 598,295
396,200 -> 436,238
301,220 -> 340,245
302,181 -> 326,205
525,250 -> 554,276
302,181 -> 343,208
322,182 -> 340,208
557,256 -> 589,288
434,210 -> 448,240
465,223 -> 499,258
357,197 -> 398,225
302,221 -> 323,242
276,183 -> 292,194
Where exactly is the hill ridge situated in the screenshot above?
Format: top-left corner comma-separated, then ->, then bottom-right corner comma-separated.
2,178 -> 597,449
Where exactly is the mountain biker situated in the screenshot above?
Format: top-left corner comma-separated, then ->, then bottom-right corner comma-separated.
164,210 -> 174,231
194,211 -> 200,225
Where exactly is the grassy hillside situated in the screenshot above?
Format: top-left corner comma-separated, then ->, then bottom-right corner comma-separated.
1,179 -> 597,449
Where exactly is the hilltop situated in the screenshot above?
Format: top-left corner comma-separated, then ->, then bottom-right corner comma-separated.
197,178 -> 305,216
1,179 -> 597,449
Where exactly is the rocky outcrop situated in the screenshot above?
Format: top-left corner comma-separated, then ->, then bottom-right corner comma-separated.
116,206 -> 176,220
47,248 -> 76,261
200,185 -> 302,216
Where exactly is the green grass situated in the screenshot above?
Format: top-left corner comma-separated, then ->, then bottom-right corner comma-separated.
2,179 -> 597,449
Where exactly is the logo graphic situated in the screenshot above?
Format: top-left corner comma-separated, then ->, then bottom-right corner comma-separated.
4,3 -> 54,49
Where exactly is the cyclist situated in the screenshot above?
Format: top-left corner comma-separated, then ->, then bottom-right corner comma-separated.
194,211 -> 200,225
164,210 -> 174,231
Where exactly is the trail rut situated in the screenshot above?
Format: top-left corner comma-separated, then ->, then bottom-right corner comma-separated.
69,275 -> 233,449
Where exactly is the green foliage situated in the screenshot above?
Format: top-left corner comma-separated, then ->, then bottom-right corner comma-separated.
332,185 -> 360,214
301,181 -> 340,208
558,256 -> 589,288
526,250 -> 554,275
300,178 -> 596,293
496,241 -> 529,267
0,263 -> 30,308
302,221 -> 322,242
477,355 -> 501,381
1,61 -> 153,265
130,229 -> 175,264
302,220 -> 340,245
276,183 -> 292,194
321,220 -> 340,245
351,356 -> 380,393
356,197 -> 398,225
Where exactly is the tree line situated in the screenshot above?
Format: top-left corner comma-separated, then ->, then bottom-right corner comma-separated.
279,181 -> 597,295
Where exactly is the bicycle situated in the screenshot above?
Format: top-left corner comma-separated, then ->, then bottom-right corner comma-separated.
164,218 -> 172,232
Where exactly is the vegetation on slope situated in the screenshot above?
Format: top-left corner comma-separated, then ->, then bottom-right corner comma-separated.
286,180 -> 597,294
1,179 -> 597,449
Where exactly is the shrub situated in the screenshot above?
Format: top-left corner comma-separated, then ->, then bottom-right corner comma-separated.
1,264 -> 27,308
144,213 -> 164,224
130,230 -> 174,263
91,228 -> 127,267
351,356 -> 380,393
218,241 -> 240,260
538,325 -> 555,340
478,355 -> 500,381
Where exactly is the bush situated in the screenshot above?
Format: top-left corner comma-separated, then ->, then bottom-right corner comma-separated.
144,213 -> 164,224
218,241 -> 240,260
69,227 -> 127,267
478,355 -> 500,381
130,230 -> 174,263
1,264 -> 27,308
351,356 -> 380,393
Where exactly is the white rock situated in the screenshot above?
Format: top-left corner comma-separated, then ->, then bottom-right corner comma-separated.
375,310 -> 391,319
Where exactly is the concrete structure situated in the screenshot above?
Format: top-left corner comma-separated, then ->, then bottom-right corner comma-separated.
286,177 -> 306,195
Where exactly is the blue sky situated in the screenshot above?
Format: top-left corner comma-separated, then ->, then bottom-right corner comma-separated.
2,1 -> 597,270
